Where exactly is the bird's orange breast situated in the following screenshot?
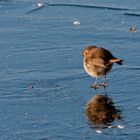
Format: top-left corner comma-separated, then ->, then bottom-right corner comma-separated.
83,50 -> 88,60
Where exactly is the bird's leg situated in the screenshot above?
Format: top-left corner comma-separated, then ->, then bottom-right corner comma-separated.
100,75 -> 107,88
91,77 -> 99,89
102,75 -> 107,87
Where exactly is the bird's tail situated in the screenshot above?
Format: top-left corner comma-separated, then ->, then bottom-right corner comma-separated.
109,58 -> 123,65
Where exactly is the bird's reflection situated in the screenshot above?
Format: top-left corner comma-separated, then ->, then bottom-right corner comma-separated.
85,90 -> 121,128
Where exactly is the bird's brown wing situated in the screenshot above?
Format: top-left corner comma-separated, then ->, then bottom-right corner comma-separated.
99,47 -> 115,61
90,58 -> 108,68
88,47 -> 114,61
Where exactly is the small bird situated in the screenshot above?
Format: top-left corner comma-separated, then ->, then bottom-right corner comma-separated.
83,45 -> 123,89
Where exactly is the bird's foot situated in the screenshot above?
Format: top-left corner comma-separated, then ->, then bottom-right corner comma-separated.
99,82 -> 107,88
90,83 -> 99,89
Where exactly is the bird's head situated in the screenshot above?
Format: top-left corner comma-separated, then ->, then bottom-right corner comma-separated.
83,46 -> 97,60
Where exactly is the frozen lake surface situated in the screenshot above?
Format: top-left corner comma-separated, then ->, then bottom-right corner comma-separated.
0,0 -> 140,139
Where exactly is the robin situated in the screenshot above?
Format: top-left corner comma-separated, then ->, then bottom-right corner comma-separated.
83,45 -> 123,89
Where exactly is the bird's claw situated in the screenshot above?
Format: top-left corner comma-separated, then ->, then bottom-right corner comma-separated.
90,84 -> 99,89
99,82 -> 107,88
90,82 -> 107,90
